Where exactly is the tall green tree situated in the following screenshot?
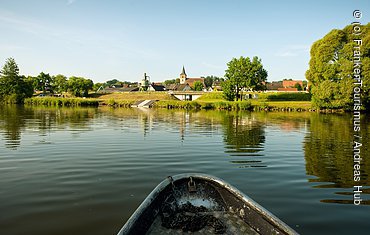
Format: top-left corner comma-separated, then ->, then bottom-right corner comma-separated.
0,58 -> 33,103
224,56 -> 267,101
36,72 -> 53,93
294,83 -> 303,91
106,79 -> 120,87
93,82 -> 105,92
163,79 -> 176,86
204,76 -> 214,88
193,81 -> 204,91
67,76 -> 93,97
221,80 -> 236,101
204,75 -> 223,88
52,74 -> 68,93
306,23 -> 370,110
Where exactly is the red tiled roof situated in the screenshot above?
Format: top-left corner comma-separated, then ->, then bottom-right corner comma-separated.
283,80 -> 303,88
185,78 -> 205,88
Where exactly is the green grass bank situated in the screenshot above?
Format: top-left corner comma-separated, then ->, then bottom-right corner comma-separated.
23,91 -> 323,112
24,97 -> 99,107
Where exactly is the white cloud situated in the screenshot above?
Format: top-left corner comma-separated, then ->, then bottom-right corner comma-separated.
67,0 -> 76,5
201,62 -> 223,70
0,11 -> 45,35
275,45 -> 310,57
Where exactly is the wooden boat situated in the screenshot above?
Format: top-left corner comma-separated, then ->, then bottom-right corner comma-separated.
117,173 -> 298,235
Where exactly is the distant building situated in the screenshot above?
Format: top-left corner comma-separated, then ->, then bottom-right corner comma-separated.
179,66 -> 205,89
282,80 -> 303,88
148,83 -> 166,91
265,81 -> 283,90
166,84 -> 192,92
211,81 -> 222,91
265,79 -> 306,92
139,73 -> 150,91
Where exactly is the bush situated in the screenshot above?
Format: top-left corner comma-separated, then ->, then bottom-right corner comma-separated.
153,99 -> 252,111
197,92 -> 224,101
201,102 -> 215,110
24,97 -> 99,107
265,92 -> 311,101
107,98 -> 116,106
236,101 -> 252,110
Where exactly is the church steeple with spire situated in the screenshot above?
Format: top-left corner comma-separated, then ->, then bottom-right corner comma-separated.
180,66 -> 187,84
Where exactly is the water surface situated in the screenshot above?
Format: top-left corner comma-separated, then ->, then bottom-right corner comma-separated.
0,105 -> 369,235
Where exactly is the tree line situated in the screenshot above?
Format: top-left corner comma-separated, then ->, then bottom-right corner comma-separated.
2,23 -> 368,109
306,23 -> 370,110
0,58 -> 94,103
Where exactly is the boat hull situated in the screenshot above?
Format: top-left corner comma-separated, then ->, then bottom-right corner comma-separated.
117,173 -> 298,235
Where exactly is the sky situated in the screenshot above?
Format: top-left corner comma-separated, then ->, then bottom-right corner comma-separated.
0,0 -> 369,83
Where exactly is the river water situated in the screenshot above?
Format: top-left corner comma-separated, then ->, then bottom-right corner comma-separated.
0,105 -> 369,235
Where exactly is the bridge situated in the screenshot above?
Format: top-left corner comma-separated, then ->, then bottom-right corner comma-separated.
168,91 -> 205,101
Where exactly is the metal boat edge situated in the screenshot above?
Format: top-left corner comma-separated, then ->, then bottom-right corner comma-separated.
117,173 -> 298,235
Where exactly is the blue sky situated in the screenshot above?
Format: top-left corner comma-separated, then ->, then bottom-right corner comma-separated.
0,0 -> 369,83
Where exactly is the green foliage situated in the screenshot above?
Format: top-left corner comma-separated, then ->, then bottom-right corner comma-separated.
224,56 -> 268,101
214,101 -> 231,110
106,79 -> 120,87
67,76 -> 93,97
303,114 -> 370,188
52,74 -> 68,93
203,75 -> 223,88
294,83 -> 303,91
264,92 -> 312,101
196,92 -> 224,101
193,81 -> 204,91
164,79 -> 178,86
0,58 -> 33,103
92,82 -> 105,92
37,72 -> 52,93
0,57 -> 19,77
204,76 -> 213,88
107,98 -> 116,106
221,80 -> 236,101
236,101 -> 252,110
154,100 -> 251,111
306,23 -> 370,110
24,97 -> 99,107
310,79 -> 353,109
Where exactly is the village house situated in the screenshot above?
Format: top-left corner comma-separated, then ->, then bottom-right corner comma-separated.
282,79 -> 303,88
178,66 -> 206,89
265,81 -> 283,91
265,79 -> 305,92
148,83 -> 166,91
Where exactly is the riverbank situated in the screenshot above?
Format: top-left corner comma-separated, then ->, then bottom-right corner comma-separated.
23,92 -> 347,112
24,97 -> 99,107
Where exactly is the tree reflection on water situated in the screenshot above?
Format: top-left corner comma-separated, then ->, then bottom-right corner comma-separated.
304,113 -> 370,205
0,105 -> 97,149
221,112 -> 266,168
0,105 -> 28,149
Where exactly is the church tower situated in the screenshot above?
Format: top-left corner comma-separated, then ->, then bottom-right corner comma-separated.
180,66 -> 187,84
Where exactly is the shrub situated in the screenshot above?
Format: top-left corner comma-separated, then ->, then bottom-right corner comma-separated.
265,92 -> 311,101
